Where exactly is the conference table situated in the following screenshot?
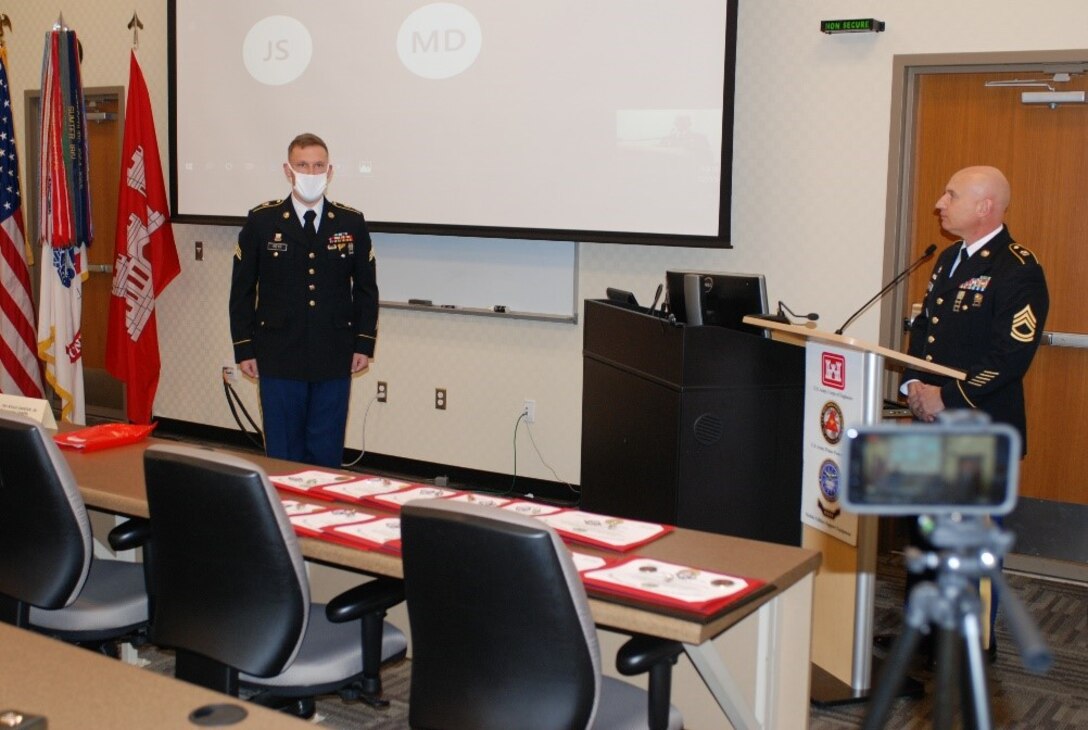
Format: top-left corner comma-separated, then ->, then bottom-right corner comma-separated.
63,436 -> 820,729
1,622 -> 310,729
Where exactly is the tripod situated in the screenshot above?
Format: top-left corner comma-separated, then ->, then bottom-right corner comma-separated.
862,516 -> 1053,730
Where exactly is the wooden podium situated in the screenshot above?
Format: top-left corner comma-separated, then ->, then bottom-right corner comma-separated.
744,316 -> 965,703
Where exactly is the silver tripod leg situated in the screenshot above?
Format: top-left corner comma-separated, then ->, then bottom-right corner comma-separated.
961,610 -> 992,729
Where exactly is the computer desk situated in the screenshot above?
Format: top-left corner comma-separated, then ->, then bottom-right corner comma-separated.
1,622 -> 310,729
62,437 -> 820,730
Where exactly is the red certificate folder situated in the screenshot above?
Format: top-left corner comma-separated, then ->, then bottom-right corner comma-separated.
582,557 -> 769,619
537,510 -> 673,552
312,475 -> 420,503
323,517 -> 404,555
287,507 -> 374,538
360,485 -> 461,512
269,469 -> 364,501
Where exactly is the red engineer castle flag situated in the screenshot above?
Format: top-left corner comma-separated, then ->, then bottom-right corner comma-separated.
106,50 -> 180,424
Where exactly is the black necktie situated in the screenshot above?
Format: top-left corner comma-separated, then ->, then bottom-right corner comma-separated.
303,209 -> 317,237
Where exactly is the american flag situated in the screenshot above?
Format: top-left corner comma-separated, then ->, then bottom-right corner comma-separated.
0,47 -> 45,397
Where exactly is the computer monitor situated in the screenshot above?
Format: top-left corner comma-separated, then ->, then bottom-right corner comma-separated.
665,270 -> 769,336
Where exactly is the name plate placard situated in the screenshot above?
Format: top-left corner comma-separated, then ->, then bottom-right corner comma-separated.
0,394 -> 58,430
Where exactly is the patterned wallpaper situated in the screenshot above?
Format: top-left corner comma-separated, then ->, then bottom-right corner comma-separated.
6,2 -> 1087,482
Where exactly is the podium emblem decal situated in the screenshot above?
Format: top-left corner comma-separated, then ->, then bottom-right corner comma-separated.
820,401 -> 844,444
821,352 -> 846,390
817,459 -> 841,519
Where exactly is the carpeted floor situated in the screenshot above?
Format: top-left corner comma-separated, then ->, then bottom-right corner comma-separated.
139,553 -> 1087,728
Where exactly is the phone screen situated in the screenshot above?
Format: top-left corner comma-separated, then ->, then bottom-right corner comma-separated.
844,428 -> 1018,515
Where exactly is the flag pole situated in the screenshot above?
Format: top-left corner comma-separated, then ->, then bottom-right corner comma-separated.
128,12 -> 143,50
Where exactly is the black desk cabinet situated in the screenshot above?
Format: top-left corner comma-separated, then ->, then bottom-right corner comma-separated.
580,299 -> 805,546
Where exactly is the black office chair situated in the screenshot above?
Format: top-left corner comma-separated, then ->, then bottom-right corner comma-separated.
0,414 -> 149,655
401,499 -> 685,730
142,444 -> 407,718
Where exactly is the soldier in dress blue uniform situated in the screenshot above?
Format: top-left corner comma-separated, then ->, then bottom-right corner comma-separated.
902,165 -> 1049,445
229,133 -> 378,467
899,165 -> 1049,662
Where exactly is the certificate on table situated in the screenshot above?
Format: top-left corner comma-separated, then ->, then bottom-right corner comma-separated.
280,499 -> 328,517
270,469 -> 362,500
447,492 -> 513,508
501,500 -> 563,517
538,510 -> 672,551
288,507 -> 374,537
314,475 -> 417,502
324,517 -> 404,554
582,557 -> 769,618
362,485 -> 461,511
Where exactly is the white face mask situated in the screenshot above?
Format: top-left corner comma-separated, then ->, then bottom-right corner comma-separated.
292,171 -> 328,204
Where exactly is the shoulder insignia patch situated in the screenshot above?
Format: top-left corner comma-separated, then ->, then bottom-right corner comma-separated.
250,198 -> 284,212
369,248 -> 375,262
1008,243 -> 1038,265
1010,304 -> 1038,342
329,200 -> 363,215
234,243 -> 242,261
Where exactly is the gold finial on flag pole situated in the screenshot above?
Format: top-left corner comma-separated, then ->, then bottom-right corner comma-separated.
0,14 -> 12,49
128,11 -> 143,50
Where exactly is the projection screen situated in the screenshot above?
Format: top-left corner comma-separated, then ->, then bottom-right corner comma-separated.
170,1 -> 737,246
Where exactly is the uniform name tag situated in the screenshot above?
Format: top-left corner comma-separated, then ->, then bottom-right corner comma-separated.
267,241 -> 288,252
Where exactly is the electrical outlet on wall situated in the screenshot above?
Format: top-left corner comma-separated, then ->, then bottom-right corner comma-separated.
522,399 -> 536,423
222,359 -> 239,384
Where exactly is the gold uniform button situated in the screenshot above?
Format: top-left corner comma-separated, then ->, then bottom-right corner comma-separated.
927,336 -> 935,343
309,300 -> 316,307
309,252 -> 316,259
925,355 -> 933,361
931,316 -> 939,324
272,252 -> 279,258
936,297 -> 944,305
308,268 -> 315,275
308,284 -> 315,291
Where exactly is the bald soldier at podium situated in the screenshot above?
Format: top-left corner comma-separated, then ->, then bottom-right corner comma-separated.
899,165 -> 1049,660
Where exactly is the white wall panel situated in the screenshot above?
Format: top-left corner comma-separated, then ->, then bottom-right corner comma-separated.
7,1 -> 1087,483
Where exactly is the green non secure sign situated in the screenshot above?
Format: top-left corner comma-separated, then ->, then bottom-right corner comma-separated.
820,19 -> 886,35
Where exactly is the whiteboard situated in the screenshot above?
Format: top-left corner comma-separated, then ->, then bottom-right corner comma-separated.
372,234 -> 578,321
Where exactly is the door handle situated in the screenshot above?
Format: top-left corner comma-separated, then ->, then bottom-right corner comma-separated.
1041,331 -> 1088,349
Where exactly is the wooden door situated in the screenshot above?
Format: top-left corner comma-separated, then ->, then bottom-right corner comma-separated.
82,94 -> 123,371
908,70 -> 1088,505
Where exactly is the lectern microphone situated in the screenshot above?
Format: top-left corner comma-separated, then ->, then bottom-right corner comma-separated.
778,301 -> 819,322
834,244 -> 938,335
